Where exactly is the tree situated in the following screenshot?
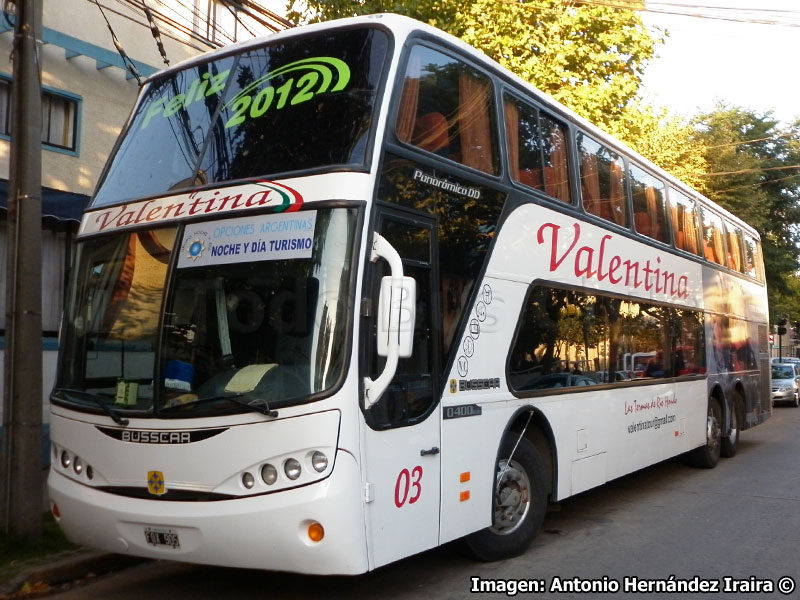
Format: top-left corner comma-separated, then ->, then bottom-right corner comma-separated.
691,105 -> 800,315
609,103 -> 708,191
286,0 -> 660,131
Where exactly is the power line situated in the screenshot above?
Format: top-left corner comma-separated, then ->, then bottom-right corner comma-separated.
573,0 -> 800,27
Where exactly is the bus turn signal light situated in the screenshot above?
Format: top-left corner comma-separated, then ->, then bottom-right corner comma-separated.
307,522 -> 324,542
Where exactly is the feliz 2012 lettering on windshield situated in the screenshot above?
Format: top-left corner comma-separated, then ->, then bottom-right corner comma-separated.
536,222 -> 690,299
140,57 -> 351,131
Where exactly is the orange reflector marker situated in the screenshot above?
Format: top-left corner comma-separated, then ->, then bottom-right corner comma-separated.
460,471 -> 470,483
460,490 -> 470,502
51,503 -> 61,519
307,522 -> 325,542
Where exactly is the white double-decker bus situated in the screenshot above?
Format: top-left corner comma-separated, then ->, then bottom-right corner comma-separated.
48,14 -> 770,574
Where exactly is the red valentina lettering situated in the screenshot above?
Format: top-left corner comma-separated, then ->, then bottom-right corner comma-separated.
535,220 -> 690,299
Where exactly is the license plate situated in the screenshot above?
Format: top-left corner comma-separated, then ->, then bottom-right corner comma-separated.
144,527 -> 180,549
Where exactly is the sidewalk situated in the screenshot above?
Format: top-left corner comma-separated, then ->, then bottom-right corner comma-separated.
0,550 -> 145,598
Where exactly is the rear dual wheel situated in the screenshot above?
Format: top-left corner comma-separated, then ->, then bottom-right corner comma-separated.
721,391 -> 743,458
464,435 -> 548,561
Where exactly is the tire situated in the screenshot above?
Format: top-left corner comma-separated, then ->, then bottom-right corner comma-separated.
463,435 -> 548,561
794,392 -> 799,408
687,397 -> 722,469
721,391 -> 742,458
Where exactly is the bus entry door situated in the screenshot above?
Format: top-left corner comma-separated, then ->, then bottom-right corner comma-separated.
362,209 -> 442,569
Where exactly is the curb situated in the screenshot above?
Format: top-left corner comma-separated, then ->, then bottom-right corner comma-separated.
1,552 -> 146,597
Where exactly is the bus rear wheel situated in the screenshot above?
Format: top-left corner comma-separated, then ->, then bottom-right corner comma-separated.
687,397 -> 722,468
721,391 -> 742,458
463,435 -> 547,561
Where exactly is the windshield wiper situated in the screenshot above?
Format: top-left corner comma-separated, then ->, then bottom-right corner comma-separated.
52,388 -> 130,426
160,393 -> 279,418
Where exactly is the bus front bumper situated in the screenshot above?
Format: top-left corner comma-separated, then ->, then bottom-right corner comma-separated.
48,449 -> 368,575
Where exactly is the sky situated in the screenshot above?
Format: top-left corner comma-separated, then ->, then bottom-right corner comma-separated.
638,1 -> 800,126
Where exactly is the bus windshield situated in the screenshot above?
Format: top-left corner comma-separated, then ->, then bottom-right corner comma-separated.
91,26 -> 390,207
56,208 -> 358,417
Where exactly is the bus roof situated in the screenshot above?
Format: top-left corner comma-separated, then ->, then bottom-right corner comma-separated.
140,13 -> 758,240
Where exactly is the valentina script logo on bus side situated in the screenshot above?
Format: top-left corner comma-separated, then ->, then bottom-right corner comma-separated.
536,222 -> 690,299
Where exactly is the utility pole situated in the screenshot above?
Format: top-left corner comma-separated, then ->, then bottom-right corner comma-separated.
1,0 -> 43,540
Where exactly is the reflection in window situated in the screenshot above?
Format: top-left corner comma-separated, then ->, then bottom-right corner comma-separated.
700,207 -> 726,266
578,133 -> 627,227
724,222 -> 745,273
743,233 -> 764,280
668,188 -> 701,255
630,163 -> 668,243
378,155 -> 507,364
57,228 -> 178,409
504,95 -> 570,203
93,28 -> 389,206
508,286 -> 707,393
396,45 -> 498,174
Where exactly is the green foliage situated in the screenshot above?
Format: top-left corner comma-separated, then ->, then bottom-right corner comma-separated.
610,102 -> 708,190
286,1 -> 659,129
456,0 -> 658,127
691,105 -> 800,316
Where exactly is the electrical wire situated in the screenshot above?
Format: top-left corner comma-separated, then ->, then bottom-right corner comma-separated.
92,0 -> 142,84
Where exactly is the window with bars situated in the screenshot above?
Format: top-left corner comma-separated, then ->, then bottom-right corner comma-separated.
192,0 -> 240,44
0,78 -> 79,152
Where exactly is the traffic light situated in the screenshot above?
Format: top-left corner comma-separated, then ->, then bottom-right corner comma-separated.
778,317 -> 788,336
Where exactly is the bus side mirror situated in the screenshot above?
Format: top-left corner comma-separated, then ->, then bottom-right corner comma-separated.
364,233 -> 415,407
377,276 -> 416,359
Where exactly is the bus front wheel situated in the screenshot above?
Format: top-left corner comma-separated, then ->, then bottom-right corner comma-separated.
463,435 -> 547,561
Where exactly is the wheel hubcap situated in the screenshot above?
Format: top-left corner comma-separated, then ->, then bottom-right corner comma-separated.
491,458 -> 531,535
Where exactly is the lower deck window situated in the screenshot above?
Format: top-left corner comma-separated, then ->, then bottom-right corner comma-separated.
508,286 -> 707,393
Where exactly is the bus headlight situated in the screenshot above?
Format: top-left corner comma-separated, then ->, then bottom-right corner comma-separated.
284,458 -> 302,480
60,450 -> 71,469
311,451 -> 328,473
73,457 -> 84,475
261,463 -> 278,485
242,472 -> 255,489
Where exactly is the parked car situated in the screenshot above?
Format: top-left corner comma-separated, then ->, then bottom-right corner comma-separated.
523,373 -> 599,391
771,362 -> 800,407
593,371 -> 631,383
771,356 -> 800,364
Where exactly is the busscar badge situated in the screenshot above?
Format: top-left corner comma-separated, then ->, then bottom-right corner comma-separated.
147,471 -> 167,496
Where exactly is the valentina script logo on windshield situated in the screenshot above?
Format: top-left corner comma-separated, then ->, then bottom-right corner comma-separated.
80,180 -> 304,235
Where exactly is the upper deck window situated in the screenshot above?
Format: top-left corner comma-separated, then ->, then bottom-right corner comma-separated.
577,133 -> 628,227
724,222 -> 745,273
668,188 -> 701,256
503,95 -> 571,203
395,45 -> 499,175
699,207 -> 726,266
743,233 -> 764,280
630,163 -> 668,244
92,27 -> 390,207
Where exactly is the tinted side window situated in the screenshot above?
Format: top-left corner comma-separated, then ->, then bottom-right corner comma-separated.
743,233 -> 764,280
396,45 -> 499,175
700,207 -> 726,266
504,95 -> 571,203
630,163 -> 668,244
578,133 -> 627,227
508,286 -> 706,393
668,188 -> 701,256
724,222 -> 745,273
378,155 -> 507,364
